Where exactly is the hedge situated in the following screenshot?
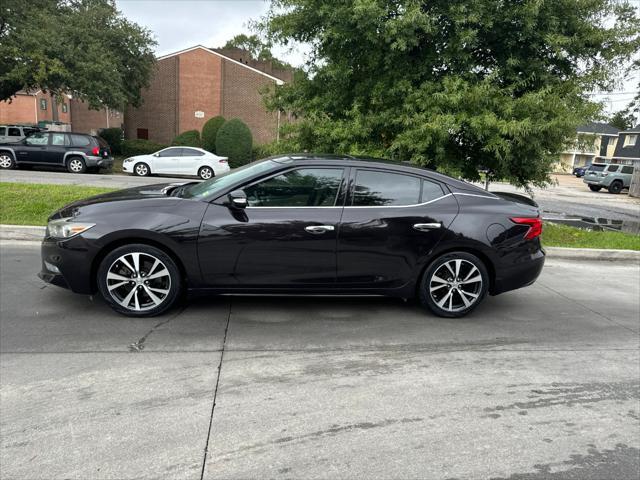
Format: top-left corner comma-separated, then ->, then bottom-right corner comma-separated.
215,118 -> 253,168
201,116 -> 226,153
121,139 -> 167,157
98,128 -> 123,155
172,130 -> 202,147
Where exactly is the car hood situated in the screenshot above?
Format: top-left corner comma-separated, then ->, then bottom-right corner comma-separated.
50,182 -> 193,219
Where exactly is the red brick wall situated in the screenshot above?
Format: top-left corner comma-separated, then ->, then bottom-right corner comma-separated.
0,92 -> 71,125
70,100 -> 121,134
125,57 -> 179,144
177,49 -> 222,134
221,59 -> 280,145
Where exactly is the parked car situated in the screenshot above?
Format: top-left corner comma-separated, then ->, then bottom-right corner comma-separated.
572,164 -> 591,177
122,146 -> 229,179
39,154 -> 545,318
0,124 -> 43,144
583,163 -> 634,194
0,131 -> 112,173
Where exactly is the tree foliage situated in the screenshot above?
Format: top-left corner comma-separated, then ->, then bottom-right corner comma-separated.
261,0 -> 640,186
215,119 -> 253,168
172,130 -> 202,148
98,127 -> 123,155
201,116 -> 226,153
0,0 -> 156,109
222,34 -> 291,70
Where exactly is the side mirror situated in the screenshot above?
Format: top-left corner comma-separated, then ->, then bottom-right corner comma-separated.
153,153 -> 159,157
227,190 -> 248,209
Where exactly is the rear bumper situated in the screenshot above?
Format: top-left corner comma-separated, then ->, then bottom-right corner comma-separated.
491,249 -> 545,295
85,155 -> 114,169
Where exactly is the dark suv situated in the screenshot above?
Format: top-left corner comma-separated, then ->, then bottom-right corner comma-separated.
0,131 -> 112,173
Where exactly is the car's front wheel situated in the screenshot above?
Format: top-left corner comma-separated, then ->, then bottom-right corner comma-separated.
419,252 -> 489,318
198,166 -> 214,180
0,152 -> 15,169
97,244 -> 182,317
588,185 -> 602,192
133,162 -> 151,176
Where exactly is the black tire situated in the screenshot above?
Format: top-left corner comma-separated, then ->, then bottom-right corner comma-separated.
66,156 -> 86,173
133,162 -> 150,176
418,252 -> 489,318
588,185 -> 602,192
97,244 -> 182,317
0,151 -> 15,169
608,181 -> 623,194
198,166 -> 214,180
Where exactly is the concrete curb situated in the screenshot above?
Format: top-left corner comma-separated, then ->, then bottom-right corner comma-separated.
1,224 -> 638,262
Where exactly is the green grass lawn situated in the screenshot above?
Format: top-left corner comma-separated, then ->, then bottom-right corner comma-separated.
542,222 -> 640,251
0,182 -> 115,226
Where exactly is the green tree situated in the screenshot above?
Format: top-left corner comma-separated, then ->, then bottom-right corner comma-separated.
0,0 -> 156,109
216,119 -> 253,168
172,130 -> 202,148
261,0 -> 640,186
222,34 -> 291,70
609,110 -> 635,131
201,116 -> 226,153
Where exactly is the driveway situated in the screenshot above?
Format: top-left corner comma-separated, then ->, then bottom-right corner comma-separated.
1,242 -> 638,479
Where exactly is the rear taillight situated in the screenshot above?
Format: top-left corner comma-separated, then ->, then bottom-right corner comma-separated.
92,146 -> 100,156
510,217 -> 543,240
219,159 -> 228,164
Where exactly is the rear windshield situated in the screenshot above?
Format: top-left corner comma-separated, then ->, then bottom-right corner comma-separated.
95,136 -> 109,148
589,164 -> 606,172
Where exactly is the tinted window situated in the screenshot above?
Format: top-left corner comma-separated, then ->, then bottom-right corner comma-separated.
50,133 -> 68,146
70,134 -> 91,147
8,127 -> 21,136
0,127 -> 5,136
421,180 -> 445,202
158,148 -> 182,157
25,132 -> 48,145
182,148 -> 204,157
353,170 -> 421,206
95,136 -> 109,148
245,168 -> 344,207
589,164 -> 606,172
621,166 -> 634,174
606,165 -> 620,172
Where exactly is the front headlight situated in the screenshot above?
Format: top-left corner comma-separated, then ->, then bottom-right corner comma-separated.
123,158 -> 133,163
47,218 -> 95,239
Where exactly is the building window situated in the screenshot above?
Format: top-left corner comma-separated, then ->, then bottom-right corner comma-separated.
40,98 -> 47,110
624,134 -> 637,147
61,103 -> 68,113
137,128 -> 149,140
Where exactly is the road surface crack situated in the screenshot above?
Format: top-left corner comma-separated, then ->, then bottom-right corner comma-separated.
128,304 -> 188,352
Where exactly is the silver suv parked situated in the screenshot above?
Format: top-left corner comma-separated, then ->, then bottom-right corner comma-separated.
0,125 -> 42,143
583,163 -> 634,194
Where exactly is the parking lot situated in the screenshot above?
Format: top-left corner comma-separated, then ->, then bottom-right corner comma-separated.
1,241 -> 638,479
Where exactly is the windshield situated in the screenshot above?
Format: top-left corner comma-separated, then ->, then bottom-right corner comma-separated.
183,159 -> 278,199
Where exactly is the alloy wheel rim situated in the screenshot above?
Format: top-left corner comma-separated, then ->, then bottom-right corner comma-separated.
0,155 -> 12,168
429,259 -> 482,312
136,164 -> 148,175
200,168 -> 212,179
106,252 -> 171,311
69,159 -> 83,172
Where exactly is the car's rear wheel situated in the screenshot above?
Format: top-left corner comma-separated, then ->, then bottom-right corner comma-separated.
97,244 -> 181,317
608,180 -> 623,194
134,162 -> 150,176
419,252 -> 489,318
67,156 -> 86,173
198,166 -> 214,180
0,152 -> 15,169
588,185 -> 601,192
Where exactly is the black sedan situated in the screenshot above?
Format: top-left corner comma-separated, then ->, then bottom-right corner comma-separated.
39,155 -> 545,318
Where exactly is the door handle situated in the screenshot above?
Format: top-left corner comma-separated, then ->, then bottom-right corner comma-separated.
413,222 -> 442,232
305,225 -> 335,234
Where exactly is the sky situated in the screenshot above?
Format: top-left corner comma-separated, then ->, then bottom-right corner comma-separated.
116,0 -> 638,118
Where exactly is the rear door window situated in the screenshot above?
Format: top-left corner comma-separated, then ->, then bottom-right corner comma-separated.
50,133 -> 68,146
181,148 -> 204,157
0,127 -> 6,136
158,148 -> 182,157
352,170 -> 421,206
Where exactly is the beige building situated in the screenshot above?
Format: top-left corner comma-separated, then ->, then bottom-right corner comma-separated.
555,122 -> 620,172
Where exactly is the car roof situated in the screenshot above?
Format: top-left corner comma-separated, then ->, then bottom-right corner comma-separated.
269,153 -> 490,194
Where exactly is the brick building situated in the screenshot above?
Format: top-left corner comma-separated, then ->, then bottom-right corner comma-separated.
0,90 -> 118,134
125,45 -> 289,145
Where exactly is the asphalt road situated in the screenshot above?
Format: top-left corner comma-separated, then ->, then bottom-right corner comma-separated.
1,242 -> 639,479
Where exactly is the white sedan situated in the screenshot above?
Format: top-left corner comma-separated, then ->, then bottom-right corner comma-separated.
122,147 -> 230,179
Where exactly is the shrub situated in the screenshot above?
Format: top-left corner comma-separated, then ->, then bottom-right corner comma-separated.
215,118 -> 253,168
98,128 -> 123,155
121,139 -> 167,157
172,130 -> 202,147
201,116 -> 225,153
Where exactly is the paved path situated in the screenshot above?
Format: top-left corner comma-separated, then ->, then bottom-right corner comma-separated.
0,169 -> 187,189
1,243 -> 638,479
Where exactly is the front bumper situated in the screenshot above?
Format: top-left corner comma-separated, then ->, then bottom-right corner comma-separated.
39,236 -> 96,294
